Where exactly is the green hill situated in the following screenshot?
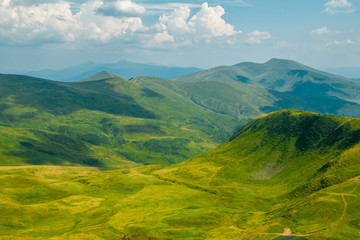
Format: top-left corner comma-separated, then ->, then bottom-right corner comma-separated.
155,110 -> 360,239
0,73 -> 239,168
174,58 -> 360,103
0,110 -> 358,239
134,75 -> 360,120
2,72 -> 360,169
79,71 -> 121,82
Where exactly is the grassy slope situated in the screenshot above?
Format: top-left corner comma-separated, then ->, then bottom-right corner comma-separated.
0,110 -> 359,239
154,110 -> 360,239
134,76 -> 360,121
0,74 -> 239,168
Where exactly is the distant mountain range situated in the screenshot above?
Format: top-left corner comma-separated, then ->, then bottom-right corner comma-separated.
174,58 -> 360,104
23,60 -> 203,82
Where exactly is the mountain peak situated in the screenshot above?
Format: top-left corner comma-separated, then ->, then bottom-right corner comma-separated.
233,61 -> 255,67
79,71 -> 123,82
264,58 -> 310,70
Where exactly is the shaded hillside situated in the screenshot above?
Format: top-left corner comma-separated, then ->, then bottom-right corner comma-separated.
174,58 -> 360,103
2,72 -> 360,169
133,76 -> 360,120
0,110 -> 358,239
0,73 -> 239,168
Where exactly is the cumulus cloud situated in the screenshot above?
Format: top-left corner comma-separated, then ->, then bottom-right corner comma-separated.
246,30 -> 271,44
312,27 -> 330,35
188,3 -> 238,38
323,0 -> 356,14
158,5 -> 192,35
0,0 -> 239,48
148,31 -> 175,47
151,2 -> 239,47
0,0 -> 145,45
96,0 -> 146,17
0,1 -> 76,44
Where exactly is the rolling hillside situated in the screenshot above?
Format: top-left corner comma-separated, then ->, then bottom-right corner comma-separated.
133,76 -> 360,120
0,73 -> 239,168
0,110 -> 358,239
174,58 -> 360,103
2,70 -> 360,169
155,110 -> 360,239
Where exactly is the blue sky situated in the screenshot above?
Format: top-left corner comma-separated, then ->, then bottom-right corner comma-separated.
0,0 -> 359,71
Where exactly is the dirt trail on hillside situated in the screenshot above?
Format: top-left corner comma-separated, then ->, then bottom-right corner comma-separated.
261,228 -> 320,238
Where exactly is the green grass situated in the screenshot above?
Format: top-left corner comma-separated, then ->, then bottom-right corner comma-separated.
1,72 -> 360,168
0,110 -> 359,239
0,74 -> 239,168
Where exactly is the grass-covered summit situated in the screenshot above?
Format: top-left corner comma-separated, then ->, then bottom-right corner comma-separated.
1,110 -> 359,239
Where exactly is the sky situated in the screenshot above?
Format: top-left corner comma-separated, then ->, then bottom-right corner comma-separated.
0,0 -> 359,71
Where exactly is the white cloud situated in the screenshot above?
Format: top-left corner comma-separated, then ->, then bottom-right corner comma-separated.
0,1 -> 76,44
151,2 -> 239,47
312,27 -> 330,35
158,5 -> 192,35
326,39 -> 356,46
0,0 -> 239,48
96,0 -> 146,17
325,0 -> 352,8
0,0 -> 145,44
188,2 -> 238,38
148,31 -> 175,47
323,0 -> 356,14
246,30 -> 271,44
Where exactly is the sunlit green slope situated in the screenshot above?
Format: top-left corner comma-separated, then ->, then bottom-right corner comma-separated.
0,74 -> 239,168
0,110 -> 359,239
155,110 -> 360,239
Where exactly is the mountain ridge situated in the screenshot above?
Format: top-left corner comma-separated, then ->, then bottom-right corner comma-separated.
174,58 -> 360,104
